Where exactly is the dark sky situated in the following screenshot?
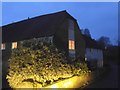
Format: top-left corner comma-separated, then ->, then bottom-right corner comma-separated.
2,2 -> 118,45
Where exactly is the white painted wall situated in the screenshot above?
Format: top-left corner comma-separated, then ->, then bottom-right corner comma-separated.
68,19 -> 75,58
85,48 -> 103,68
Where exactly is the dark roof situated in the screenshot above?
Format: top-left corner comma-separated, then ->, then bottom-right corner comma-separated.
2,10 -> 76,43
82,35 -> 103,49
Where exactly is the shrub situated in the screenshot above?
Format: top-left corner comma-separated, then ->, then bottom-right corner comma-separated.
6,38 -> 89,88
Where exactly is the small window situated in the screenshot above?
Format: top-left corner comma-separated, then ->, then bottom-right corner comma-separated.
69,40 -> 75,50
12,42 -> 17,49
1,43 -> 5,50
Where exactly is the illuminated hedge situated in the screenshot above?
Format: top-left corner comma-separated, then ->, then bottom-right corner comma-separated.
6,38 -> 89,88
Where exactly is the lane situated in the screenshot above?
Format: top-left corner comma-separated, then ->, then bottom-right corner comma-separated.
85,62 -> 119,88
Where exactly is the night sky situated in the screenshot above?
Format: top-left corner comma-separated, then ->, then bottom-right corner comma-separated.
2,2 -> 118,45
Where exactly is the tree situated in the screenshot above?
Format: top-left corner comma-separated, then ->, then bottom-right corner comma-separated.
97,36 -> 111,49
6,38 -> 89,89
81,28 -> 91,38
84,29 -> 91,38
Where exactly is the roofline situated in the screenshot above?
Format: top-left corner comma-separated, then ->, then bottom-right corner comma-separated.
2,10 -> 76,27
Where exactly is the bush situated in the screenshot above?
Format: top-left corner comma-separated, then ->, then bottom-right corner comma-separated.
6,38 -> 89,88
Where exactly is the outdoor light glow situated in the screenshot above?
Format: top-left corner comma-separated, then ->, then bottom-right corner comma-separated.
63,81 -> 73,87
44,75 -> 91,88
50,84 -> 58,88
85,57 -> 87,61
13,74 -> 91,90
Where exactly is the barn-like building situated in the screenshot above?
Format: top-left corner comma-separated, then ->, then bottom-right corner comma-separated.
1,10 -> 86,89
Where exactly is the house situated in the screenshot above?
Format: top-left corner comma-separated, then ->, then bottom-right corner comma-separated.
83,35 -> 104,69
1,10 -> 85,61
1,10 -> 86,88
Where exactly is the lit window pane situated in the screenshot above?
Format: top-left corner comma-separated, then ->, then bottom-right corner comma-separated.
12,42 -> 17,49
69,40 -> 75,50
69,40 -> 71,49
71,41 -> 75,49
1,43 -> 5,50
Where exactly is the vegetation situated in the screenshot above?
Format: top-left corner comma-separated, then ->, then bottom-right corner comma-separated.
6,38 -> 89,88
81,28 -> 91,38
103,45 -> 119,64
97,36 -> 111,49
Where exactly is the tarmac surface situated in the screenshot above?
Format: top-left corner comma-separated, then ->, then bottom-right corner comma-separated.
85,61 -> 119,88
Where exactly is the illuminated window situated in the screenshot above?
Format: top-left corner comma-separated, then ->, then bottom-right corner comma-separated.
1,43 -> 5,50
12,42 -> 17,49
69,40 -> 75,50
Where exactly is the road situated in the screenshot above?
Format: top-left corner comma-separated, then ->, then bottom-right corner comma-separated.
85,61 -> 119,88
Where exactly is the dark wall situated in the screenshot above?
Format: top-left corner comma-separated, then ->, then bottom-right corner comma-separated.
2,42 -> 12,64
74,21 -> 85,60
53,19 -> 85,60
2,41 -> 22,62
2,42 -> 12,88
53,19 -> 69,57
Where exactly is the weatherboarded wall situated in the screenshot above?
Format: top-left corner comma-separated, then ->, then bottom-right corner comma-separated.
74,21 -> 85,60
53,19 -> 69,57
86,48 -> 103,68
